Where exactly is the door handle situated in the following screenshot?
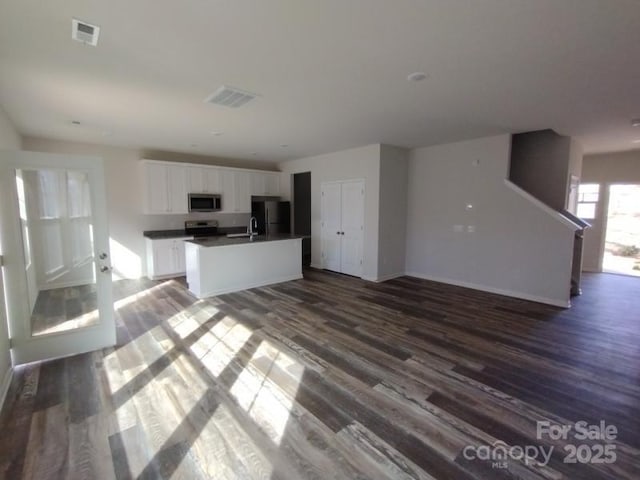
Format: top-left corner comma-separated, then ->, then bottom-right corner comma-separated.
100,266 -> 111,273
99,252 -> 108,260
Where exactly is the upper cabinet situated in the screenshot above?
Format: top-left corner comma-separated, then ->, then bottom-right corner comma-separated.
143,161 -> 188,214
251,172 -> 280,196
187,166 -> 221,194
219,169 -> 251,213
142,159 -> 279,215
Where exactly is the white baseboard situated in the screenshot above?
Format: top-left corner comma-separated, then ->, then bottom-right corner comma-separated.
0,366 -> 13,412
405,271 -> 570,308
362,272 -> 405,283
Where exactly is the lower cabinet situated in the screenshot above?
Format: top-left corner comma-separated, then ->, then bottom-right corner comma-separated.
145,237 -> 193,279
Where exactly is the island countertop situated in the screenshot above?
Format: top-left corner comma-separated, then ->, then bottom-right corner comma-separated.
185,233 -> 307,248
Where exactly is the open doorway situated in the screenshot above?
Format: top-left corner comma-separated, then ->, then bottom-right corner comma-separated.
293,172 -> 311,266
603,184 -> 640,276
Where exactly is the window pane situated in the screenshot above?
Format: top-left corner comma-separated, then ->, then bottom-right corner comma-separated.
67,171 -> 91,218
577,203 -> 596,219
37,170 -> 63,219
578,183 -> 600,196
583,192 -> 599,203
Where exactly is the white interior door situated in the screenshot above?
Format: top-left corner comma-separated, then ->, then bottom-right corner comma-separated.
0,150 -> 115,365
340,180 -> 365,277
321,182 -> 342,272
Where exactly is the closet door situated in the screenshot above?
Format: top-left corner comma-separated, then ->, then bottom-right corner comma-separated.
340,180 -> 364,277
321,182 -> 342,272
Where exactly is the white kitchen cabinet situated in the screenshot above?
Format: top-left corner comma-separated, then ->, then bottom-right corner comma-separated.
220,169 -> 251,213
167,165 -> 188,213
219,169 -> 236,213
145,236 -> 193,279
250,172 -> 280,196
142,159 -> 277,214
234,170 -> 252,213
142,161 -> 188,214
144,162 -> 169,214
321,179 -> 364,277
265,173 -> 280,196
187,166 -> 221,194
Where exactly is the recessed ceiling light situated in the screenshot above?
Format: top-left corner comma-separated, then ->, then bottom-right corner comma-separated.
71,120 -> 81,125
632,118 -> 640,127
280,144 -> 288,148
407,72 -> 428,82
210,130 -> 223,136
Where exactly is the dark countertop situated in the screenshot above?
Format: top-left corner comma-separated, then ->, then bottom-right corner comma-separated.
143,226 -> 247,239
143,229 -> 191,239
185,234 -> 306,248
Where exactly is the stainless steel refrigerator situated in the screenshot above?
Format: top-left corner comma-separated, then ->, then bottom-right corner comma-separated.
251,199 -> 290,235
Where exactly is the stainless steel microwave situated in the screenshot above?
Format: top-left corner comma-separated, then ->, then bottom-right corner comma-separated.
188,193 -> 222,212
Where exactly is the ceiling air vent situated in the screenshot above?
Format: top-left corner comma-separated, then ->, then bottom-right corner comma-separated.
72,18 -> 100,46
204,86 -> 258,108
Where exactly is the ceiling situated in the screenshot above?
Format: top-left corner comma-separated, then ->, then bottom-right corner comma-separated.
1,0 -> 639,162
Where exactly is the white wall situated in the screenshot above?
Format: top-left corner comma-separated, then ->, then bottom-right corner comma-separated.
278,145 -> 381,280
22,137 -> 272,279
405,135 -> 575,307
378,145 -> 409,280
0,105 -> 22,404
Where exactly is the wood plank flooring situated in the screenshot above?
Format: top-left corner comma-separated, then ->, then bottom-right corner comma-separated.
31,284 -> 99,336
1,269 -> 639,479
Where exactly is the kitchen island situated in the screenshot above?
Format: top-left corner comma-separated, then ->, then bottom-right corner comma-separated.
184,234 -> 304,298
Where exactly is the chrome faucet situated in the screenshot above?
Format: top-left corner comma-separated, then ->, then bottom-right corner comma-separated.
247,216 -> 258,237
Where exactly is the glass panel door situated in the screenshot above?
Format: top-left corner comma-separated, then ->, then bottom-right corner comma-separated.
0,150 -> 114,364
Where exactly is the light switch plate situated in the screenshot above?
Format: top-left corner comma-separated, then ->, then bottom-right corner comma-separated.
467,225 -> 476,233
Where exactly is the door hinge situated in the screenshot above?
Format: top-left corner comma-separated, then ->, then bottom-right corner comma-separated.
0,254 -> 4,266
360,259 -> 363,265
8,337 -> 14,348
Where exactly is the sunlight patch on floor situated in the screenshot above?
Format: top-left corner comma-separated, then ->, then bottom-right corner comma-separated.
189,401 -> 274,478
196,318 -> 253,378
229,340 -> 304,445
105,324 -> 176,389
166,301 -> 220,339
33,308 -> 99,335
113,280 -> 173,311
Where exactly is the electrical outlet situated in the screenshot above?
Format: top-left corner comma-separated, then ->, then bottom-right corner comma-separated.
467,225 -> 476,233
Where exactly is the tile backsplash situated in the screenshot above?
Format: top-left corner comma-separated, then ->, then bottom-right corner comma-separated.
142,212 -> 250,231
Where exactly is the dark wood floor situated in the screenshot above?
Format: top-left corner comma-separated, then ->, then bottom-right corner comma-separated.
1,270 -> 639,479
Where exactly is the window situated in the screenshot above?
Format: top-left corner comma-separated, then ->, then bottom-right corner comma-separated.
577,183 -> 600,219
